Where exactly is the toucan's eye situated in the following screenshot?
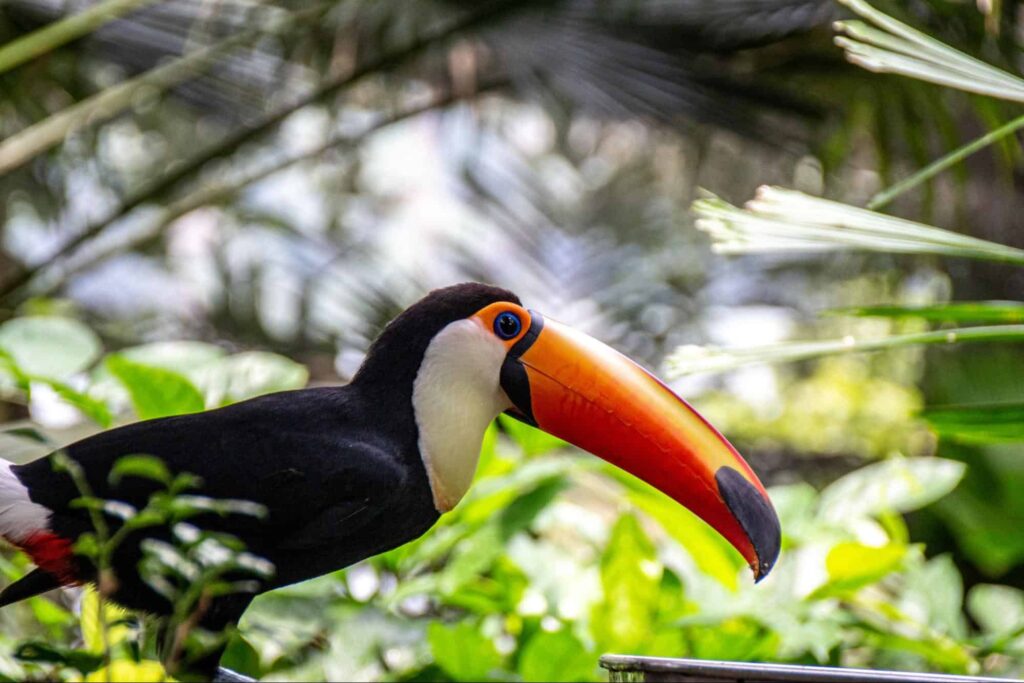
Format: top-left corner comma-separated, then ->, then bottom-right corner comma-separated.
494,311 -> 522,340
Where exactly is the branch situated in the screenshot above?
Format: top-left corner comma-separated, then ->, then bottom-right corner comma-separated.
13,82 -> 501,301
0,4 -> 329,177
0,0 -> 522,301
867,113 -> 1024,210
0,0 -> 160,75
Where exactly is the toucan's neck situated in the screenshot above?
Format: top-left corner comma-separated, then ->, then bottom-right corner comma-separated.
352,318 -> 510,513
409,319 -> 510,511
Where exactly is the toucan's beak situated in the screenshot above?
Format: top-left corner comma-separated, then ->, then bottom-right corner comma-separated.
499,311 -> 780,581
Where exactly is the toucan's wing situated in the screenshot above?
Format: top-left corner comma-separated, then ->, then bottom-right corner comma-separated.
261,449 -> 409,587
12,388 -> 364,533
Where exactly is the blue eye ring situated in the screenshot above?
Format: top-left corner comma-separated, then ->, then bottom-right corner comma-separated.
494,311 -> 522,340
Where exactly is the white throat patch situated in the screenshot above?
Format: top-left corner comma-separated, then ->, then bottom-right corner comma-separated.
412,318 -> 511,512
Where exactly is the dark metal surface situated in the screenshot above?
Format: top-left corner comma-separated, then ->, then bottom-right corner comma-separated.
600,656 -> 1023,683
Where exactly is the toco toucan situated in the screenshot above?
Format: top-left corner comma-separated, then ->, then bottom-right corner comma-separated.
0,283 -> 780,675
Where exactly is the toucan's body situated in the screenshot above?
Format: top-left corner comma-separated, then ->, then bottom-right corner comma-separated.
0,283 -> 780,676
6,387 -> 439,620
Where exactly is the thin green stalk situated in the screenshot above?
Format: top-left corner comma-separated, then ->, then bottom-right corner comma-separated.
0,0 -> 159,75
51,453 -> 113,680
14,83 -> 492,301
0,3 -> 327,177
868,114 -> 1024,209
668,325 -> 1024,376
0,0 -> 520,301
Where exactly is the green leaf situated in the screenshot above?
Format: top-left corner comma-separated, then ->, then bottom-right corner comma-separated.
814,541 -> 907,597
498,413 -> 568,457
83,660 -> 168,682
80,586 -> 132,654
105,355 -> 205,419
861,628 -> 975,674
36,378 -> 112,427
0,316 -> 101,378
921,403 -> 1024,443
967,584 -> 1024,636
819,457 -> 966,523
109,454 -> 173,486
626,481 -> 743,590
684,616 -> 780,662
197,351 -> 308,405
438,524 -> 503,596
833,301 -> 1024,323
427,620 -> 503,681
518,629 -> 595,682
498,478 -> 566,538
591,514 -> 662,654
117,341 -> 226,374
900,555 -> 966,638
220,633 -> 264,678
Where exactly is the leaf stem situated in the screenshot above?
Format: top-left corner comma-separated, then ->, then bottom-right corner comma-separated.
0,0 -> 159,75
668,325 -> 1024,376
868,114 -> 1024,210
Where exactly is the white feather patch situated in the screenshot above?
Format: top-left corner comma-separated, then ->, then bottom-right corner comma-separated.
0,460 -> 50,542
413,318 -> 511,512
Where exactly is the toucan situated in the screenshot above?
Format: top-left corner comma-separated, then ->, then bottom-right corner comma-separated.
0,283 -> 780,676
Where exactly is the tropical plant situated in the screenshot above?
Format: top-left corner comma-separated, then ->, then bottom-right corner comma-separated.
678,0 -> 1024,587
0,310 -> 1020,681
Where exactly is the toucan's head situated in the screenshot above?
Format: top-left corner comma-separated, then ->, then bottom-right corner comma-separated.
354,283 -> 780,581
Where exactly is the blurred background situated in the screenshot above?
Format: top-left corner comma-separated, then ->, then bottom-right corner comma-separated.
1,0 -> 1024,680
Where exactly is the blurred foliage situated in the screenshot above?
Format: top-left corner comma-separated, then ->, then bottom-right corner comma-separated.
0,313 -> 1020,680
2,0 -> 1024,680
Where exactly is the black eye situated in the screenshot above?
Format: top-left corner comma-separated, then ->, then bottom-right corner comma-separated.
494,311 -> 522,340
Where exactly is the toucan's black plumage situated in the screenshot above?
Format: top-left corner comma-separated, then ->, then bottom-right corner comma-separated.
0,282 -> 780,677
0,285 -> 519,657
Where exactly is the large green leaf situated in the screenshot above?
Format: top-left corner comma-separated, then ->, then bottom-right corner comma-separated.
427,620 -> 503,681
627,484 -> 744,590
967,584 -> 1024,636
684,616 -> 780,662
591,514 -> 661,654
813,541 -> 907,598
39,378 -> 112,427
921,403 -> 1024,443
116,341 -> 226,375
105,355 -> 205,419
497,413 -> 568,457
0,316 -> 101,378
518,629 -> 595,682
196,351 -> 308,405
900,555 -> 966,639
819,457 -> 966,523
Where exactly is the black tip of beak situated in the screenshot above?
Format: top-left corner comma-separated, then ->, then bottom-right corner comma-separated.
715,467 -> 781,583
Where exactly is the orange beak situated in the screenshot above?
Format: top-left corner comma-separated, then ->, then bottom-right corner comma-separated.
498,311 -> 780,581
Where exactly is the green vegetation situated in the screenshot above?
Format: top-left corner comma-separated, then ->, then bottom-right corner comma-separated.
0,310 -> 1018,680
2,0 -> 1024,680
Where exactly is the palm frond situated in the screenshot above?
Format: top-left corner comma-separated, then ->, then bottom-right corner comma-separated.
693,186 -> 1024,265
834,0 -> 1024,102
